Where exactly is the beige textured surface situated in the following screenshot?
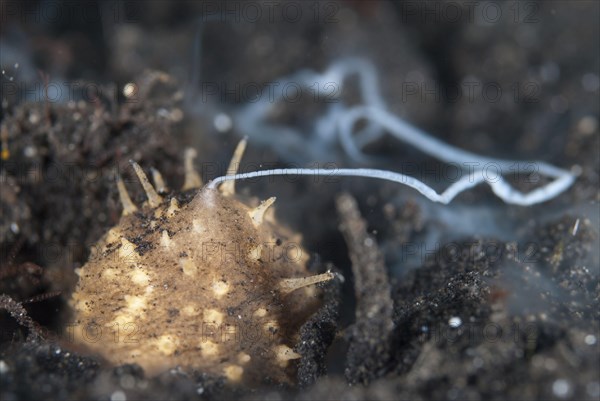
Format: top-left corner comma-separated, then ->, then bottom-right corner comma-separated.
68,146 -> 332,385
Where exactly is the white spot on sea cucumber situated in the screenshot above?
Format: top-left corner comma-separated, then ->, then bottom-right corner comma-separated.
182,305 -> 199,317
160,230 -> 172,248
237,352 -> 251,364
152,334 -> 179,356
254,308 -> 267,317
179,257 -> 197,276
129,267 -> 150,286
192,219 -> 204,233
223,364 -> 243,382
212,281 -> 229,298
200,340 -> 220,358
102,268 -> 118,280
204,309 -> 224,326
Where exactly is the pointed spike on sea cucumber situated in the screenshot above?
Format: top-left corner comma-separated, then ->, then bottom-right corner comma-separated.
166,197 -> 179,217
116,174 -> 138,216
150,167 -> 169,194
273,345 -> 301,366
278,271 -> 335,294
119,238 -> 140,261
129,160 -> 163,208
160,230 -> 172,248
182,148 -> 202,190
248,197 -> 276,227
219,137 -> 248,197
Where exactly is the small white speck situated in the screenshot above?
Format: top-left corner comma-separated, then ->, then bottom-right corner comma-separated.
29,113 -> 40,125
552,379 -> 572,398
10,223 -> 19,234
572,219 -> 580,236
54,348 -> 61,355
14,63 -> 19,69
214,113 -> 233,133
0,360 -> 8,374
110,390 -> 127,401
123,83 -> 137,98
196,386 -> 205,395
238,315 -> 242,319
449,316 -> 462,328
584,334 -> 597,345
24,146 -> 37,157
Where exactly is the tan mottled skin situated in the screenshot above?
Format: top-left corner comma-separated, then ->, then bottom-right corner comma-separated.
69,183 -> 325,384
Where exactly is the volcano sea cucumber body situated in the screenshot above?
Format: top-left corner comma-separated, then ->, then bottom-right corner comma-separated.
68,139 -> 333,384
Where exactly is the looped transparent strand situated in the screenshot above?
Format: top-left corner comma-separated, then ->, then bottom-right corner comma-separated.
208,162 -> 576,206
217,59 -> 577,205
